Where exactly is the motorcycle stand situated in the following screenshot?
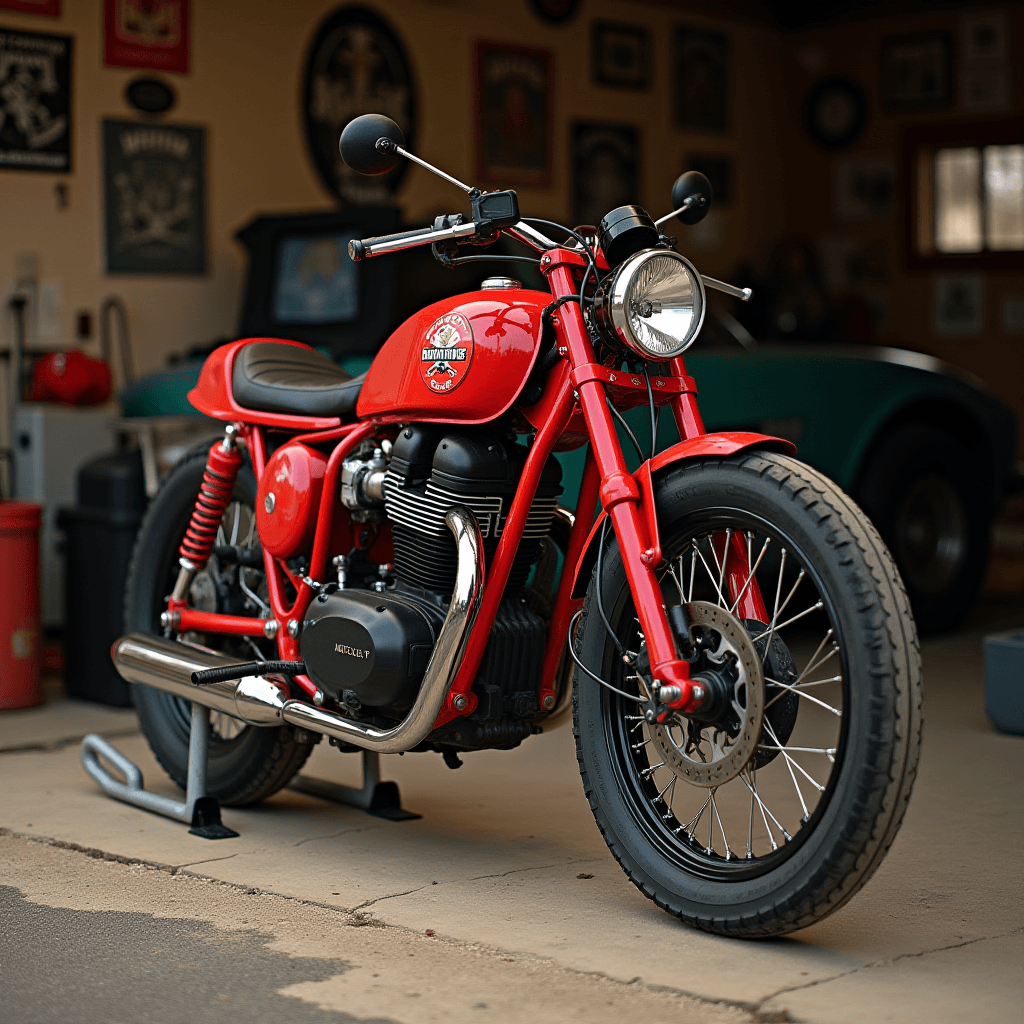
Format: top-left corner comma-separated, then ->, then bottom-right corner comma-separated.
81,705 -> 420,838
81,703 -> 238,840
289,754 -> 421,821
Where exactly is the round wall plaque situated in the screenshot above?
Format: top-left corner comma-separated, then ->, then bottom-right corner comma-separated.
125,77 -> 176,115
302,5 -> 416,206
804,77 -> 867,150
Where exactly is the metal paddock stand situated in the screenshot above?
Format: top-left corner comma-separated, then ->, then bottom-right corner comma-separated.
81,703 -> 238,839
81,706 -> 420,839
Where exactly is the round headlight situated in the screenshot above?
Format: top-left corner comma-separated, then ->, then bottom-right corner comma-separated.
596,250 -> 706,361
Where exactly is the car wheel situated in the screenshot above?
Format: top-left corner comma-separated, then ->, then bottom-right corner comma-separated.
856,423 -> 990,635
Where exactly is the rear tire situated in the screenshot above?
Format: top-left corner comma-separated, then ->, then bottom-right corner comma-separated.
573,452 -> 922,937
124,446 -> 315,806
856,423 -> 990,635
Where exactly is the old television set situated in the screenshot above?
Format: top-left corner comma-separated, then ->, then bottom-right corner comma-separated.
235,208 -> 400,358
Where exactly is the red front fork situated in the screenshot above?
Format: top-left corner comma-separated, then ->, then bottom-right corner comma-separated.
545,256 -> 697,707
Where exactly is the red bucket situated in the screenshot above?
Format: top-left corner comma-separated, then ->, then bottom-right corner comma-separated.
0,501 -> 42,710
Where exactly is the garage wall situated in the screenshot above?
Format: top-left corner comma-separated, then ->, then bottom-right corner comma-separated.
0,0 -> 786,380
777,4 -> 1024,456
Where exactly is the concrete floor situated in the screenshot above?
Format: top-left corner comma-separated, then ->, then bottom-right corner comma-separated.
1,601 -> 1022,1024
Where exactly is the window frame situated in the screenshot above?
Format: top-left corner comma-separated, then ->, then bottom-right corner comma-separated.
902,117 -> 1024,272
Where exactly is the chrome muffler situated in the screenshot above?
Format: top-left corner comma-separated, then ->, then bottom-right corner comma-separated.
113,507 -> 484,754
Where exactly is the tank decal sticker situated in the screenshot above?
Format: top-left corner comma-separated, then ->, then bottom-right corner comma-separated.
419,312 -> 474,393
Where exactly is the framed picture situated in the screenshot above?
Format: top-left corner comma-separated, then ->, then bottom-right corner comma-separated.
673,26 -> 728,131
0,1 -> 61,14
686,153 -> 732,204
932,273 -> 985,338
834,157 -> 893,221
880,32 -> 953,112
302,6 -> 415,206
571,122 -> 639,228
476,42 -> 552,187
102,118 -> 206,274
0,29 -> 72,173
104,0 -> 190,75
592,22 -> 649,90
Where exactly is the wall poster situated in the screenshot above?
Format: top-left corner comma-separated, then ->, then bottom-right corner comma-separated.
104,0 -> 190,74
571,122 -> 638,228
102,118 -> 205,274
476,41 -> 552,187
0,27 -> 72,172
0,1 -> 61,14
673,26 -> 728,131
302,6 -> 415,206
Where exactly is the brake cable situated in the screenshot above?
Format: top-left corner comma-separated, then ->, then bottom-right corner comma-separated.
568,609 -> 646,704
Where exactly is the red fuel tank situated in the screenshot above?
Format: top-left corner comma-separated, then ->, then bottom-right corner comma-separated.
356,288 -> 549,424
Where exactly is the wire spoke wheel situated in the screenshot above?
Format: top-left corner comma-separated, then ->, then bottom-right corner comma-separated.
573,453 -> 922,936
614,523 -> 845,874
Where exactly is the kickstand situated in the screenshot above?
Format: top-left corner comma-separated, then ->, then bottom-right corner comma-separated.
290,751 -> 421,821
81,703 -> 238,840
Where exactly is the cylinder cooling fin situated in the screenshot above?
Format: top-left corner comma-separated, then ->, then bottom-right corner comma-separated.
383,426 -> 562,595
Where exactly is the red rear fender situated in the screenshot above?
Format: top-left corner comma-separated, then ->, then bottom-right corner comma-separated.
570,432 -> 796,599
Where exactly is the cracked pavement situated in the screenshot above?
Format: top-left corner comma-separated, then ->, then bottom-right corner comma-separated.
1,606 -> 1022,1023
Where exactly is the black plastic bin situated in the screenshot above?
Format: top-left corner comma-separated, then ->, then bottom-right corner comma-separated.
58,450 -> 146,706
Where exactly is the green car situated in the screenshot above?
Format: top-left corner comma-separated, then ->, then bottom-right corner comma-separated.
122,312 -> 1018,634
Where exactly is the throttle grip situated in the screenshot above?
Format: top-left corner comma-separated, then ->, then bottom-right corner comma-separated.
348,226 -> 435,261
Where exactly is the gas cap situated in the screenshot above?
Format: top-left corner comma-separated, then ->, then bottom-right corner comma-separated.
480,276 -> 521,290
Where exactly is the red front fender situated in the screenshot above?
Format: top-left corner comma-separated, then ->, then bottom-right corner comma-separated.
569,432 -> 796,599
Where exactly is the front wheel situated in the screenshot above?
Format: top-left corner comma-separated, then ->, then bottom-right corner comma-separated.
573,452 -> 922,937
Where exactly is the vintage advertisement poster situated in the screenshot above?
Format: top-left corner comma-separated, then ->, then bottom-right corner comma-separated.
571,122 -> 638,227
476,42 -> 552,187
104,0 -> 189,74
0,27 -> 71,171
102,118 -> 205,274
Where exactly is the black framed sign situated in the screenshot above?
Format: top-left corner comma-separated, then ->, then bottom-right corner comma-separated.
804,77 -> 867,150
880,32 -> 953,112
571,122 -> 639,228
673,26 -> 728,131
302,5 -> 416,206
102,118 -> 206,274
592,22 -> 649,90
0,28 -> 72,172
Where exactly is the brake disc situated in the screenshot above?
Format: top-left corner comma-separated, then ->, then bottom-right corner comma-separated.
648,601 -> 765,789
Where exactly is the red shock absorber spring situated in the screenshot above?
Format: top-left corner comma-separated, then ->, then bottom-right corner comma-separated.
178,435 -> 244,571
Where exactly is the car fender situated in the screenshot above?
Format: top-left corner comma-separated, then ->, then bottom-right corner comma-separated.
570,432 -> 796,599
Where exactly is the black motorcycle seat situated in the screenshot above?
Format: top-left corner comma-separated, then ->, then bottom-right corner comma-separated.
231,342 -> 364,418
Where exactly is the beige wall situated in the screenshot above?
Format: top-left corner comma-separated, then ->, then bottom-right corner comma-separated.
0,0 -> 786,380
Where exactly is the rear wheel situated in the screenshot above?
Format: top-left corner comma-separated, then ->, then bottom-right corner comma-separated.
124,446 -> 315,806
573,452 -> 922,937
856,423 -> 990,635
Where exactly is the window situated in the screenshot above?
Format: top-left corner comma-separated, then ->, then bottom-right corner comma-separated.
932,145 -> 1024,252
906,119 -> 1024,268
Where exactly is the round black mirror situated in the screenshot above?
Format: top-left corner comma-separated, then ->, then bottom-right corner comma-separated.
339,114 -> 405,175
671,171 -> 713,225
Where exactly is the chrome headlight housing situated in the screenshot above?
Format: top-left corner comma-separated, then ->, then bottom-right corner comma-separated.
595,250 -> 706,361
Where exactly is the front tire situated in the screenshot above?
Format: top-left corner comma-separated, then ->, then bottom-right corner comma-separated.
573,452 -> 922,937
124,446 -> 315,806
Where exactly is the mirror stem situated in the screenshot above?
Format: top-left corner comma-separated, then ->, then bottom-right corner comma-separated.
654,195 -> 703,228
376,138 -> 474,194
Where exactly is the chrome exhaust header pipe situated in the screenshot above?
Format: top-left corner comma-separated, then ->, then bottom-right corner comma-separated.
112,507 -> 484,753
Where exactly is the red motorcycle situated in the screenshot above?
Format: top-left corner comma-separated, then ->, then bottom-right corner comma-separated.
113,114 -> 921,938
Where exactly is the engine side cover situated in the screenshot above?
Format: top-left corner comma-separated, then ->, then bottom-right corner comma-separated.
300,589 -> 442,707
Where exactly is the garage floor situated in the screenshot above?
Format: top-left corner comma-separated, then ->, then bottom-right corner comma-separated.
1,600 -> 1022,1024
